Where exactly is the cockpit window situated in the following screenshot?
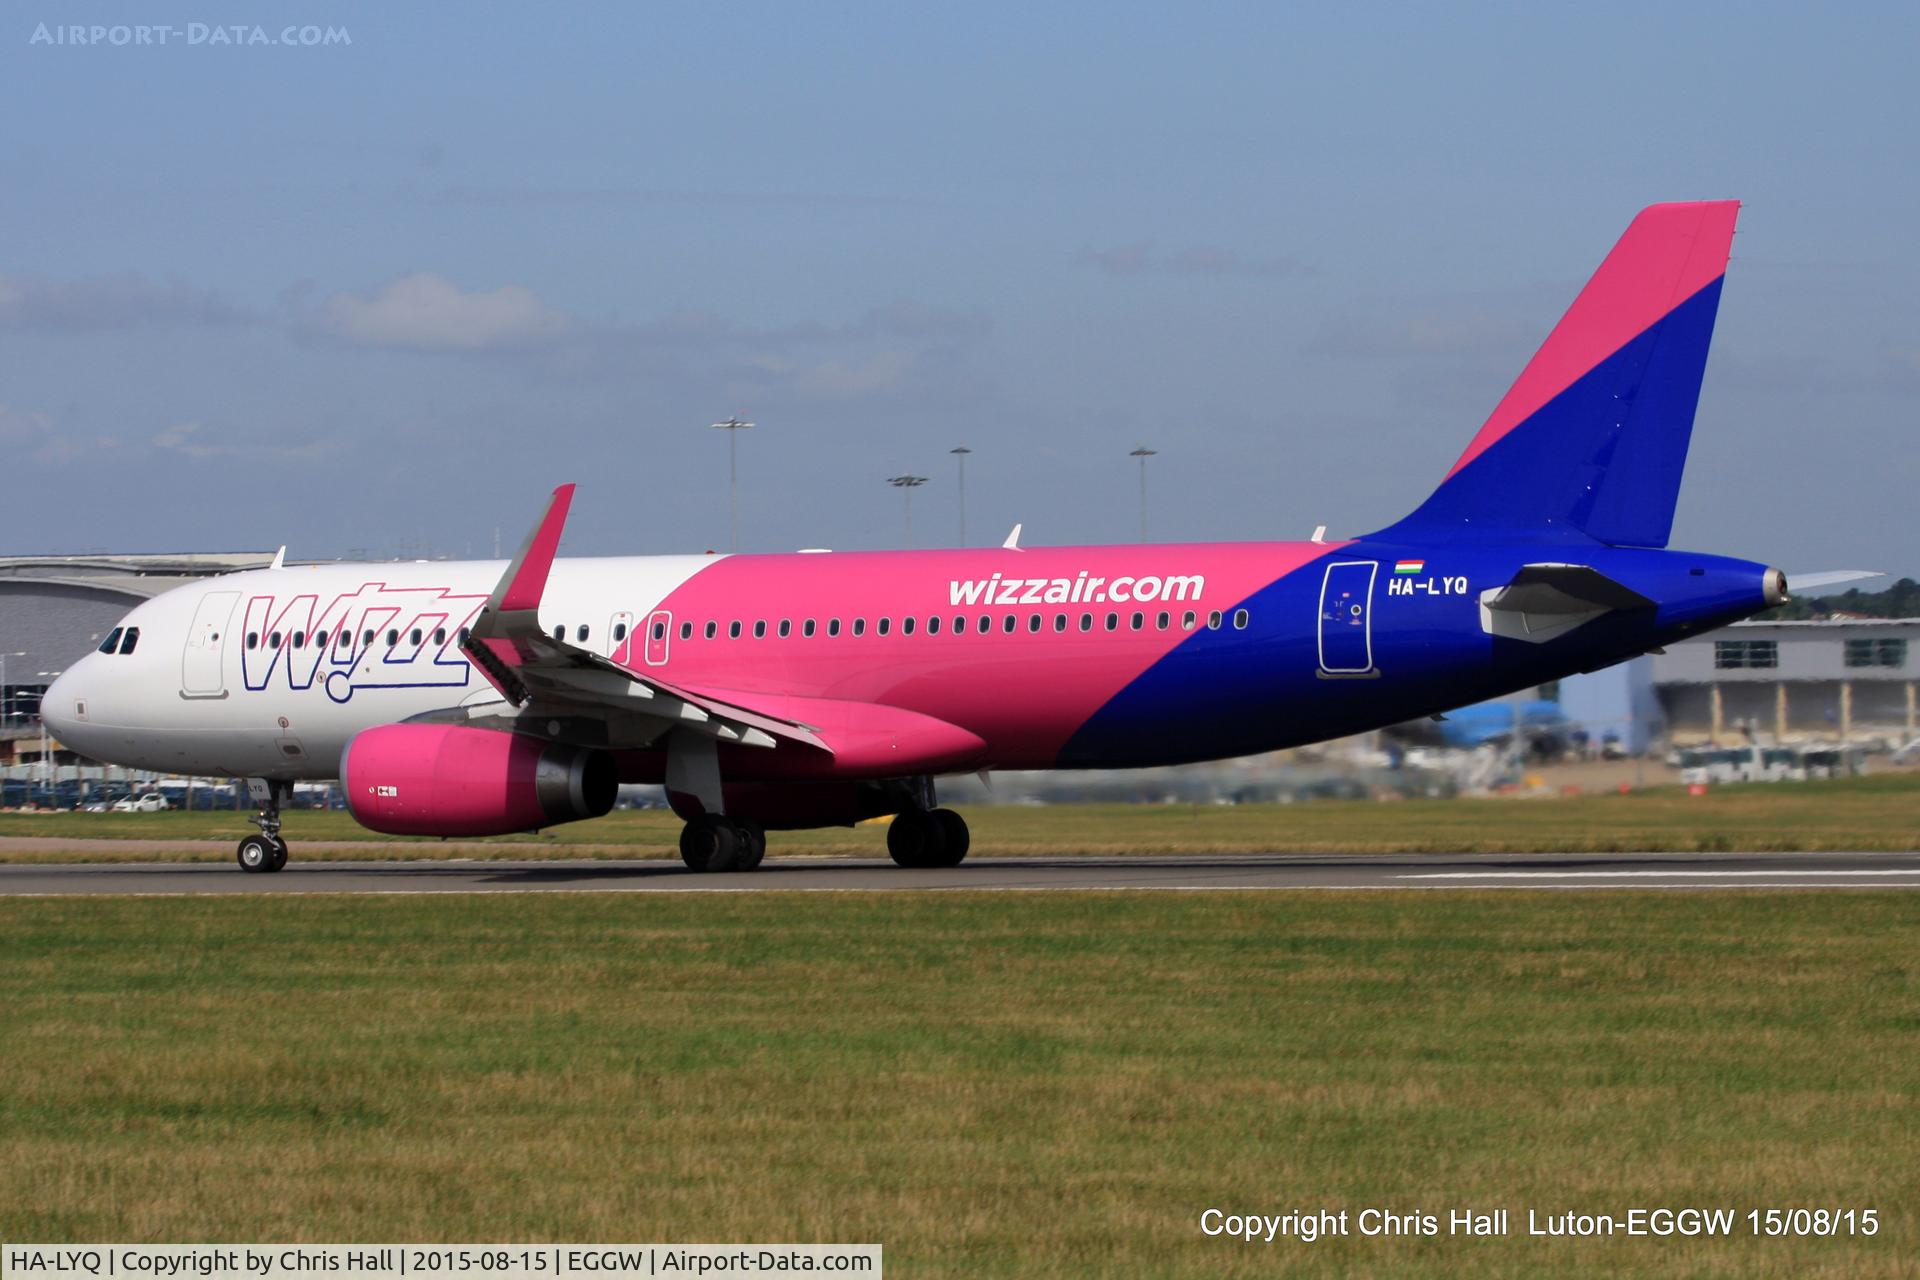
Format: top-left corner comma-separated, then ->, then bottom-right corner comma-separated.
119,627 -> 140,655
99,627 -> 124,655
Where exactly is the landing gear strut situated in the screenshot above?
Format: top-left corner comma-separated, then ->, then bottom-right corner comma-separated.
678,813 -> 766,873
238,778 -> 291,874
887,807 -> 970,868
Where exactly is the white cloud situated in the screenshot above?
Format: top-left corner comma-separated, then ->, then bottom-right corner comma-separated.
303,272 -> 571,352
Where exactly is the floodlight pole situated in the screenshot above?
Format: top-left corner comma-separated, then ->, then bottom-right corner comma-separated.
950,446 -> 972,547
887,475 -> 929,548
1129,447 -> 1157,543
710,416 -> 756,551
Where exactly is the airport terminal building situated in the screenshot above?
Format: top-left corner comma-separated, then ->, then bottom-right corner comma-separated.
1653,617 -> 1919,745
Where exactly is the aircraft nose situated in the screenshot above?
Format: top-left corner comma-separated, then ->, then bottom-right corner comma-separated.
39,670 -> 78,738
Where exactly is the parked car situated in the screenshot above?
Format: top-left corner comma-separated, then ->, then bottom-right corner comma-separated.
111,792 -> 171,813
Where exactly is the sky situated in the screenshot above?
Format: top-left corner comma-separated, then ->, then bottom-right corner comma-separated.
3,2 -> 1917,575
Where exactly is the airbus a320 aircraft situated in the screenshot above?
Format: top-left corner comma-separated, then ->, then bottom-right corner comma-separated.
46,201 -> 1798,873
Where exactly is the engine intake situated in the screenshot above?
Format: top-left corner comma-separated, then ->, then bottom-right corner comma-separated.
341,723 -> 616,837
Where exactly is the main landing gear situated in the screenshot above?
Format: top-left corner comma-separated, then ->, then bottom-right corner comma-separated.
679,813 -> 767,873
887,807 -> 970,869
237,778 -> 291,874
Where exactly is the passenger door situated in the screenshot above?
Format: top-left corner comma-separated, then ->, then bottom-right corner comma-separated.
1317,562 -> 1377,675
181,590 -> 239,697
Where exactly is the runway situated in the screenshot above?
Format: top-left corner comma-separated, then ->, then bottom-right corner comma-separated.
5,851 -> 1920,894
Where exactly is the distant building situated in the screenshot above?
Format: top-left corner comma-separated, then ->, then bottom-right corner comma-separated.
1652,617 -> 1919,744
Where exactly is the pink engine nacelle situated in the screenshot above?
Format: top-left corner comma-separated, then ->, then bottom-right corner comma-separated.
341,723 -> 617,837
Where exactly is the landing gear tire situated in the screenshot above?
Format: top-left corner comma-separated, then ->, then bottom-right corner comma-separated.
736,822 -> 767,871
888,809 -> 951,868
930,808 -> 970,867
237,834 -> 277,873
264,836 -> 289,873
679,814 -> 761,873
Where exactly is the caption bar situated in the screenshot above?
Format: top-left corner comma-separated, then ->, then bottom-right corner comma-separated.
5,1248 -> 881,1280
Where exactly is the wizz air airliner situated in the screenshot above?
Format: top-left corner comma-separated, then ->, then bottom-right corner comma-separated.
43,202 -> 1808,873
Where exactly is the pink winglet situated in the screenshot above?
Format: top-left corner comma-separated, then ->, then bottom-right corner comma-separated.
1446,201 -> 1739,479
498,483 -> 575,614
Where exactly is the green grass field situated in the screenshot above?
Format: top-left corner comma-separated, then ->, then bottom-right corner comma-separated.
3,891 -> 1914,1277
4,771 -> 1919,861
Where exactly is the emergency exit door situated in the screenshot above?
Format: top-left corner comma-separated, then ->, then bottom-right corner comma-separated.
1317,562 -> 1377,675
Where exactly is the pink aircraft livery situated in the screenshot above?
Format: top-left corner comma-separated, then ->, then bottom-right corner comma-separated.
43,202 -> 1831,872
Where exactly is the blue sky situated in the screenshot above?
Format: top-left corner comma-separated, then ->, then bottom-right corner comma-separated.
4,2 -> 1916,574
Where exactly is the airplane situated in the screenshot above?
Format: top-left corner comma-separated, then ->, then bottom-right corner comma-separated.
44,200 -> 1796,874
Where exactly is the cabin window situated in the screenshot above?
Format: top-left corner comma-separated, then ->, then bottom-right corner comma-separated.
270,631 -> 283,649
551,624 -> 564,641
433,628 -> 446,645
828,618 -> 841,637
927,616 -> 941,635
653,621 -> 667,641
1182,611 -> 1197,631
245,632 -> 258,651
803,619 -> 817,637
336,632 -> 350,650
363,629 -> 375,646
753,620 -> 767,639
574,625 -> 588,643
410,629 -> 423,646
459,628 -> 470,645
1233,609 -> 1249,630
1080,614 -> 1094,632
779,619 -> 792,638
314,631 -> 329,649
1132,612 -> 1144,630
877,617 -> 892,636
850,618 -> 864,636
1028,614 -> 1041,633
680,621 -> 693,641
955,615 -> 968,634
386,629 -> 399,647
1156,612 -> 1169,631
1053,614 -> 1067,633
119,627 -> 140,655
1207,611 -> 1223,631
1003,615 -> 1017,634
979,615 -> 992,635
901,616 -> 915,636
729,621 -> 743,639
1105,613 -> 1118,631
100,628 -> 124,655
613,622 -> 628,642
293,631 -> 306,649
706,621 -> 718,639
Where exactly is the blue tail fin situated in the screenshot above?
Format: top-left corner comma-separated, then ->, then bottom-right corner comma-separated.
1376,201 -> 1739,548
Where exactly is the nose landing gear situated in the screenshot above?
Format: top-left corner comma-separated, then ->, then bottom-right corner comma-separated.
237,778 -> 291,874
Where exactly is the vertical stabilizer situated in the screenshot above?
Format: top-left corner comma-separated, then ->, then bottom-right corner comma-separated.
1377,201 -> 1739,548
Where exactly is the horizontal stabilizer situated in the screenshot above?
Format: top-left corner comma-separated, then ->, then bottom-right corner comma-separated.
1784,569 -> 1883,592
1479,563 -> 1653,644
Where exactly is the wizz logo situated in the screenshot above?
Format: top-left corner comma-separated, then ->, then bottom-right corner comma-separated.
240,583 -> 489,704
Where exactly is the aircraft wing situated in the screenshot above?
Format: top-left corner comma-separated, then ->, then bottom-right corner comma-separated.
454,485 -> 827,753
1478,562 -> 1654,644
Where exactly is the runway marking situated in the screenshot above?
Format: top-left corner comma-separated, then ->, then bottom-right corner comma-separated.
1402,869 -> 1920,880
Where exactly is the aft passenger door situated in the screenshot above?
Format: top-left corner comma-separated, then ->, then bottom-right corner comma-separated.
1317,562 -> 1377,675
181,590 -> 239,697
